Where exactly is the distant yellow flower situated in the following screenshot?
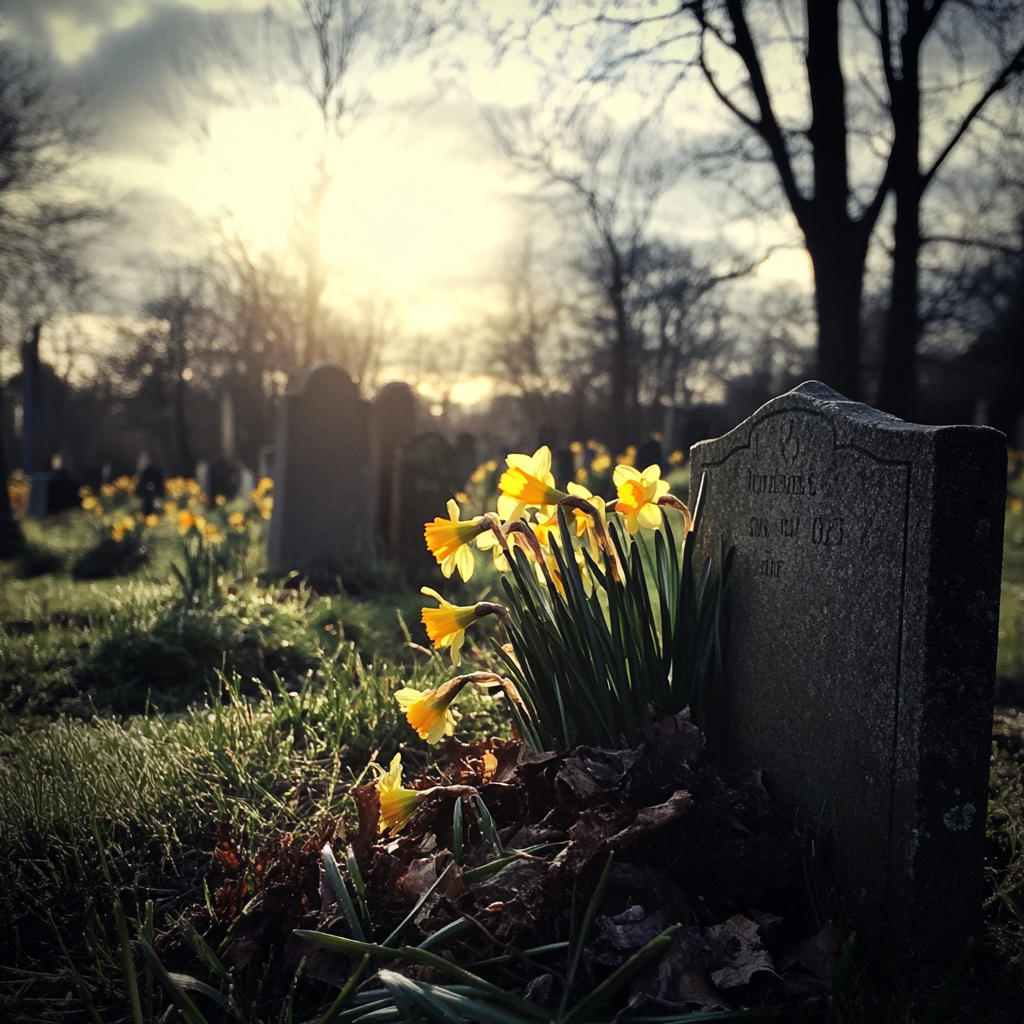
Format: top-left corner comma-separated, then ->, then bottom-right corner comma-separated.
111,515 -> 135,542
616,446 -> 636,467
215,494 -> 226,507
376,753 -> 421,833
100,483 -> 116,498
425,499 -> 485,581
145,513 -> 159,528
591,454 -> 611,474
420,587 -> 484,666
395,676 -> 468,744
1010,498 -> 1023,513
203,522 -> 224,543
228,511 -> 246,530
668,450 -> 684,465
81,495 -> 99,512
498,446 -> 567,520
613,464 -> 670,533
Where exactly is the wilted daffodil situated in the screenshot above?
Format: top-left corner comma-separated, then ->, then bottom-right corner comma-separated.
497,446 -> 568,521
613,464 -> 670,534
394,676 -> 470,744
375,753 -> 421,833
425,499 -> 485,581
420,587 -> 483,665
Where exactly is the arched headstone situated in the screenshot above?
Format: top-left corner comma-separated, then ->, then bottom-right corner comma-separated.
269,364 -> 375,574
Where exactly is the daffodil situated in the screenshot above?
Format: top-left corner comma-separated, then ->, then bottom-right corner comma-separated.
566,482 -> 608,555
613,464 -> 670,534
394,676 -> 468,744
425,499 -> 485,581
229,511 -> 246,530
375,753 -> 421,833
420,587 -> 485,665
497,446 -> 567,521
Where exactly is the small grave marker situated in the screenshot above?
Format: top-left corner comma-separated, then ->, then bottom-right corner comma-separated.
690,381 -> 1005,954
373,382 -> 416,559
268,364 -> 375,574
392,431 -> 460,584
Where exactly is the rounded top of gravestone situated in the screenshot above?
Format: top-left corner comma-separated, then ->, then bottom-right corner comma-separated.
292,362 -> 360,402
375,381 -> 416,407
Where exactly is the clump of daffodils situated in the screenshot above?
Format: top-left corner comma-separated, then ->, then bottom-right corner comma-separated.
401,444 -> 712,752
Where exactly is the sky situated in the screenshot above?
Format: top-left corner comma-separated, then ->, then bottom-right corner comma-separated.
0,0 -> 817,359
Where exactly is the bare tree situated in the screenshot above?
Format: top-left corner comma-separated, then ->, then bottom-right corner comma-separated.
522,2 -> 1024,414
273,0 -> 438,370
0,43 -> 109,553
489,104 -> 692,449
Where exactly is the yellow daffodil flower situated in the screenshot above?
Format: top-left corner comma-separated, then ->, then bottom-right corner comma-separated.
497,446 -> 567,521
424,499 -> 485,581
375,753 -> 421,833
145,513 -> 159,528
567,482 -> 608,558
420,587 -> 484,665
614,464 -> 671,533
394,676 -> 468,744
178,511 -> 195,533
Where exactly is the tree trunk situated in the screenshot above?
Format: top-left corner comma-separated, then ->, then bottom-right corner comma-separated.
878,186 -> 921,419
878,7 -> 924,421
806,231 -> 867,401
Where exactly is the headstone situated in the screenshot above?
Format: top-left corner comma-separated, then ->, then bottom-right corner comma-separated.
195,460 -> 210,497
455,432 -> 477,486
689,381 -> 1005,957
547,447 -> 572,490
391,431 -> 460,585
258,446 -> 275,481
635,436 -> 663,472
20,323 -> 72,518
372,382 -> 416,559
208,457 -> 241,501
269,363 -> 375,574
136,464 -> 165,516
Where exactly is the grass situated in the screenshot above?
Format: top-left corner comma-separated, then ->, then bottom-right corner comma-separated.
0,476 -> 1022,1023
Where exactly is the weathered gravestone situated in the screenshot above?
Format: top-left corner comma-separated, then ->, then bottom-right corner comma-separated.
269,364 -> 375,574
689,381 -> 1005,955
392,431 -> 460,585
373,382 -> 416,560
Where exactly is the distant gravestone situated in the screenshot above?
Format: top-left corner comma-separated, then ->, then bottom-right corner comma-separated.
690,381 -> 1005,956
136,464 -> 165,516
635,436 -> 663,472
208,457 -> 241,502
373,382 -> 416,559
392,431 -> 460,584
269,364 -> 375,574
455,432 -> 477,486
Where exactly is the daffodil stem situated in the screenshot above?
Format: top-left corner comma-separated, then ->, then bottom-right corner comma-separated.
503,521 -> 558,591
556,495 -> 624,583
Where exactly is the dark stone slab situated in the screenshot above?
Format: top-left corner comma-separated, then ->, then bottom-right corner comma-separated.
689,381 -> 1005,957
392,431 -> 460,585
268,364 -> 375,574
373,382 -> 416,559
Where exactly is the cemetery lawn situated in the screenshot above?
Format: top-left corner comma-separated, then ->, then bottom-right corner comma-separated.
0,502 -> 1023,1023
